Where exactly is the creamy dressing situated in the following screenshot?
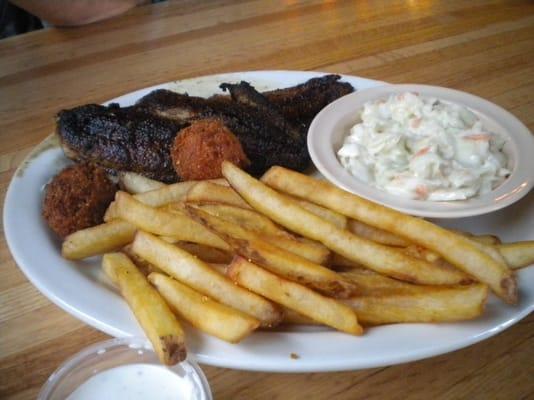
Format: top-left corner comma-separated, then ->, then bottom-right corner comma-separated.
337,92 -> 510,201
66,364 -> 198,400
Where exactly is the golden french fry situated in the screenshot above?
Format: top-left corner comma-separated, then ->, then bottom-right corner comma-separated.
466,238 -> 509,270
329,253 -> 363,269
131,231 -> 282,327
402,245 -> 441,263
184,204 -> 329,264
261,166 -> 517,304
186,181 -> 251,208
114,191 -> 229,251
186,206 -> 355,298
348,219 -> 410,247
223,162 -> 470,286
343,284 -> 488,325
119,171 -> 166,194
121,244 -> 165,276
133,181 -> 199,207
62,219 -> 136,260
339,268 -> 426,295
104,201 -> 119,221
452,230 -> 502,245
290,197 -> 347,229
102,253 -> 186,365
149,273 -> 259,343
174,242 -> 233,264
207,263 -> 228,275
282,308 -> 321,325
227,257 -> 362,335
498,241 -> 534,269
472,235 -> 502,246
105,179 -> 230,222
194,203 -> 290,238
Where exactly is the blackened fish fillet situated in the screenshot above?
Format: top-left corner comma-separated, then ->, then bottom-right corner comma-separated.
219,81 -> 302,143
263,74 -> 354,128
57,75 -> 353,182
57,104 -> 186,182
137,90 -> 310,175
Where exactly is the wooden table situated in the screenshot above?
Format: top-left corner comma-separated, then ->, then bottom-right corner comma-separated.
1,1 -> 533,398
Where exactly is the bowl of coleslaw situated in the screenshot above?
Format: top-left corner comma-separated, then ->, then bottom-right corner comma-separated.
308,84 -> 534,218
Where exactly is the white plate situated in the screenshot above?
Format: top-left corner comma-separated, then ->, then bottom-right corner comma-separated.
4,71 -> 534,372
308,84 -> 534,218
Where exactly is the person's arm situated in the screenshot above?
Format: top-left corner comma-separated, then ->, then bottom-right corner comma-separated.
10,0 -> 148,27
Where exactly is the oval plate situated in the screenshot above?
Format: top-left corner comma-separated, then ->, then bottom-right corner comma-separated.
4,71 -> 534,372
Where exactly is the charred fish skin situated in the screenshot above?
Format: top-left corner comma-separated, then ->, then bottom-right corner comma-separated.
219,81 -> 303,142
135,89 -> 211,122
264,74 -> 354,128
202,96 -> 310,175
56,104 -> 186,182
136,88 -> 310,175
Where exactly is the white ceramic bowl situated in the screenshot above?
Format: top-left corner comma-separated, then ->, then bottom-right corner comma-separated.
308,84 -> 534,218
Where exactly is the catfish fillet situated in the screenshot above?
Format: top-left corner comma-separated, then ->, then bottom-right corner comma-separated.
57,104 -> 186,182
264,74 -> 354,128
137,90 -> 310,176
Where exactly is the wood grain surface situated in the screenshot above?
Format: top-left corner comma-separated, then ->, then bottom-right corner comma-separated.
1,1 -> 533,399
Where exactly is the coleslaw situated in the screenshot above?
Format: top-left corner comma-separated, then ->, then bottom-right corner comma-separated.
337,92 -> 510,201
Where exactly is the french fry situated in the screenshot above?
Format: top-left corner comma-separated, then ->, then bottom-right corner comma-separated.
498,241 -> 534,269
330,253 -> 363,269
186,181 -> 251,208
282,308 -> 321,325
132,181 -> 199,207
183,204 -> 329,264
102,253 -> 186,365
114,191 -> 230,251
104,202 -> 119,221
105,182 -> 205,221
339,268 -> 423,295
122,244 -> 166,276
348,219 -> 410,247
227,257 -> 362,335
261,166 -> 517,304
186,206 -> 356,298
62,219 -> 136,260
106,179 -> 230,222
402,245 -> 441,263
343,284 -> 488,325
149,273 -> 259,343
131,231 -> 282,327
207,263 -> 228,275
119,171 -> 166,194
290,197 -> 348,229
466,238 -> 509,270
174,242 -> 232,264
452,230 -> 502,245
223,162 -> 470,286
471,235 -> 502,246
193,203 -> 290,237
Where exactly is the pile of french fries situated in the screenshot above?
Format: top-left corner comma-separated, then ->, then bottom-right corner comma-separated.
62,162 -> 534,365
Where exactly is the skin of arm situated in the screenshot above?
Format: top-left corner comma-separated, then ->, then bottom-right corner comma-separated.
11,0 -> 150,27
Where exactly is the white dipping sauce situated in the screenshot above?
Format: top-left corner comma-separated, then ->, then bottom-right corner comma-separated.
337,92 -> 510,201
67,364 -> 197,400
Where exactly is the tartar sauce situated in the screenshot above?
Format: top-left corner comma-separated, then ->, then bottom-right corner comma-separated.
337,92 -> 510,201
66,364 -> 199,400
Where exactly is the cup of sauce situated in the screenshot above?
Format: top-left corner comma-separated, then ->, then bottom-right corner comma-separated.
38,337 -> 212,400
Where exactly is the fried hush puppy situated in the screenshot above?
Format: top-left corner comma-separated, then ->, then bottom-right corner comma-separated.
42,163 -> 117,237
171,119 -> 250,180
